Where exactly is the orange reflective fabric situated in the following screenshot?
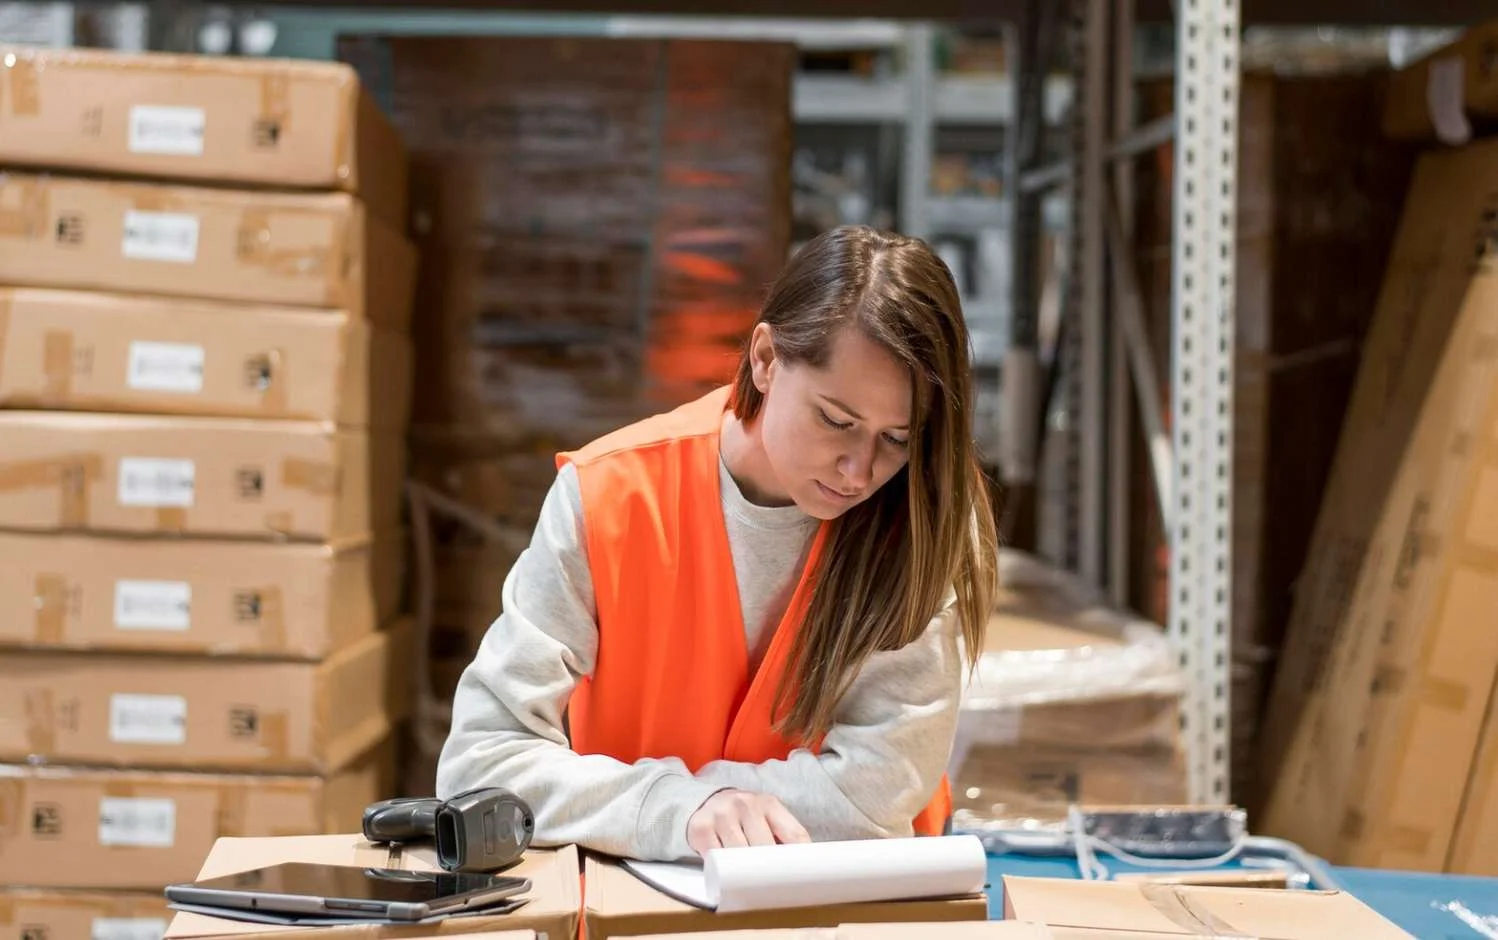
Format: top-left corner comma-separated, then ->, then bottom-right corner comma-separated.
556,386 -> 950,835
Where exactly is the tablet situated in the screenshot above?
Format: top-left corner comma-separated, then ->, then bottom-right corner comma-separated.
165,862 -> 530,922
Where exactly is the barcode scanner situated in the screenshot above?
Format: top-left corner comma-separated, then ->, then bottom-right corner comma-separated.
362,787 -> 535,872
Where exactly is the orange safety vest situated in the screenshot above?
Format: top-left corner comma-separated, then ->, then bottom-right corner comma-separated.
556,385 -> 952,838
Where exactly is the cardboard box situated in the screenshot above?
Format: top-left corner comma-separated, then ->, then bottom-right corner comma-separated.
0,531 -> 401,657
1258,138 -> 1498,871
0,173 -> 415,330
1448,677 -> 1498,876
0,743 -> 391,890
635,928 -> 1049,940
583,855 -> 987,940
0,620 -> 409,773
1383,18 -> 1498,141
0,288 -> 412,426
0,888 -> 172,940
0,412 -> 404,541
0,46 -> 408,226
1000,876 -> 1414,939
163,834 -> 579,940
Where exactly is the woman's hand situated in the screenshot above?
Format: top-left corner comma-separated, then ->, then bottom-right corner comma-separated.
686,789 -> 812,854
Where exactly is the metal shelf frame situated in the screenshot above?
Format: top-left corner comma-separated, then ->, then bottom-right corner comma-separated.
1002,0 -> 1239,804
234,0 -> 1248,806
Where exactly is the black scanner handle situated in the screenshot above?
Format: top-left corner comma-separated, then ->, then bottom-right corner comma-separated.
362,796 -> 440,843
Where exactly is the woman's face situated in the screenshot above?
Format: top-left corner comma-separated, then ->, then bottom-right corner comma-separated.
750,323 -> 914,520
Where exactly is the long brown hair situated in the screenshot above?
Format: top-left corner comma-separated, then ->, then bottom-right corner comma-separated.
731,224 -> 1000,742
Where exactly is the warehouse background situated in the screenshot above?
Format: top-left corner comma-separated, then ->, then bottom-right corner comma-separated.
0,2 -> 1496,938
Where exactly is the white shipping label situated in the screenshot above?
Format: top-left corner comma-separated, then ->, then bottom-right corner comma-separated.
109,693 -> 187,746
127,341 -> 205,394
99,796 -> 177,847
117,458 -> 195,508
128,104 -> 206,156
113,580 -> 191,632
93,917 -> 168,940
121,210 -> 200,264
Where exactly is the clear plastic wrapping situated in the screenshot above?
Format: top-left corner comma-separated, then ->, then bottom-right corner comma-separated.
952,550 -> 1189,832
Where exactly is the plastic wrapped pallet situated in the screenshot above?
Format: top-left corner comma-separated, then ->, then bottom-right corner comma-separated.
951,550 -> 1187,832
337,34 -> 795,453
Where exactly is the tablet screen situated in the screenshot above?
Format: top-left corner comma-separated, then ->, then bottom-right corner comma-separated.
188,862 -> 524,904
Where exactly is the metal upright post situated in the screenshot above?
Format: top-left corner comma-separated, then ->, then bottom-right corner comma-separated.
1063,0 -> 1109,585
1169,0 -> 1239,805
1107,0 -> 1136,607
1000,0 -> 1054,549
901,23 -> 936,240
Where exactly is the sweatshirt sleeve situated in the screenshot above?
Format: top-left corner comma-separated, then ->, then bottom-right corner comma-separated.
435,462 -> 725,861
689,597 -> 963,841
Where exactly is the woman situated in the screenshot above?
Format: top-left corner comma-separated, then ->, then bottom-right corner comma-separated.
437,224 -> 999,862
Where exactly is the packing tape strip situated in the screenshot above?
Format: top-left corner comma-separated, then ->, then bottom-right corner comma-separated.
256,586 -> 287,654
0,176 -> 48,239
218,781 -> 250,836
32,574 -> 67,645
23,688 -> 56,757
103,777 -> 139,799
0,455 -> 102,528
42,329 -> 72,400
255,348 -> 289,415
235,207 -> 338,299
0,778 -> 24,846
259,711 -> 290,764
0,292 -> 11,387
155,507 -> 188,533
3,53 -> 41,116
125,182 -> 187,214
263,509 -> 296,537
260,71 -> 292,141
1140,884 -> 1249,938
0,893 -> 13,926
282,457 -> 338,496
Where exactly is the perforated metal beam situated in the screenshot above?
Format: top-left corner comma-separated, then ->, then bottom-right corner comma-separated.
1169,0 -> 1239,806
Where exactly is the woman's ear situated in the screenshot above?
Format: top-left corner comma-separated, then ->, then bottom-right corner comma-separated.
749,323 -> 776,393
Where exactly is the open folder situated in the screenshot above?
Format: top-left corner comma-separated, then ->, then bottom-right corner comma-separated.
620,834 -> 989,913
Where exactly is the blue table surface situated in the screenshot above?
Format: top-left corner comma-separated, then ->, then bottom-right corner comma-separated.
984,852 -> 1498,938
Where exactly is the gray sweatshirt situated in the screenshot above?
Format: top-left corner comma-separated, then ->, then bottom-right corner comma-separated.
435,458 -> 961,862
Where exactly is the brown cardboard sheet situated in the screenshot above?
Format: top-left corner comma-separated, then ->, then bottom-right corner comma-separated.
1258,138 -> 1498,872
1000,876 -> 1413,939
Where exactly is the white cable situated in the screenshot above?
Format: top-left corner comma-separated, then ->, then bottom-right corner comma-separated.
1065,804 -> 1249,880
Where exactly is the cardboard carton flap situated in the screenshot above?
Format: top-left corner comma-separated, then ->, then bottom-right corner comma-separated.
632,925 -> 1056,939
1001,877 -> 1414,938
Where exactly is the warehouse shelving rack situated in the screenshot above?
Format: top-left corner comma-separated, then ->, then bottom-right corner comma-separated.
173,0 -> 1488,810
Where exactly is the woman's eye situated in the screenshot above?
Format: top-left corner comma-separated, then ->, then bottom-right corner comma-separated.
883,434 -> 910,449
818,409 -> 853,431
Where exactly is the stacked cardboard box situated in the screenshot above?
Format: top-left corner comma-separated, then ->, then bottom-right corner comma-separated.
1255,129 -> 1498,872
1127,72 -> 1417,805
0,46 -> 417,935
951,551 -> 1188,831
335,35 -> 795,788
